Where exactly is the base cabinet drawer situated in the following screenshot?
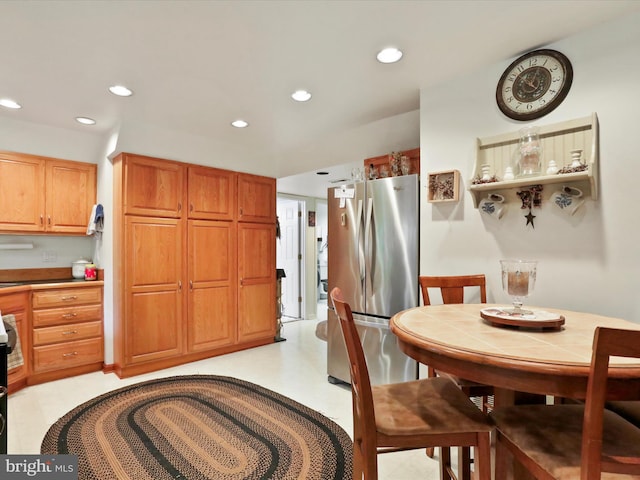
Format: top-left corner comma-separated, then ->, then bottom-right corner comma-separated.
32,338 -> 103,373
32,287 -> 102,309
33,321 -> 102,346
32,304 -> 102,327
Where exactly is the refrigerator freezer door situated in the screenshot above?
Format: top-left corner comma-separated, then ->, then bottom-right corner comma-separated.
365,175 -> 419,317
327,182 -> 366,313
327,309 -> 418,385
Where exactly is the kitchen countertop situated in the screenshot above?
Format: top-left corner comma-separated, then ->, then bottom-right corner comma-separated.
0,278 -> 103,293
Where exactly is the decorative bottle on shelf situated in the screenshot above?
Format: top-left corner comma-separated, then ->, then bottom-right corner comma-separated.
481,164 -> 491,181
503,166 -> 515,181
570,149 -> 583,167
516,126 -> 542,177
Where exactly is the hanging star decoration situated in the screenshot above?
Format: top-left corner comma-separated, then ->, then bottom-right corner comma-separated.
517,185 -> 543,229
525,210 -> 536,227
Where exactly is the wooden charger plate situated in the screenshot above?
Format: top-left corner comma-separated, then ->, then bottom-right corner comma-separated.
480,307 -> 565,330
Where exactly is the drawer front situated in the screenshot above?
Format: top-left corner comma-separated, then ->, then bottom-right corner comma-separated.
33,321 -> 102,346
32,287 -> 102,309
32,338 -> 103,373
32,304 -> 102,327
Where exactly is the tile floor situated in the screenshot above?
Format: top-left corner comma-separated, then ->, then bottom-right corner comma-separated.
7,318 -> 444,479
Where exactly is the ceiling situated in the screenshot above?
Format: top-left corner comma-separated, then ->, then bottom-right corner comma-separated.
1,1 -> 638,199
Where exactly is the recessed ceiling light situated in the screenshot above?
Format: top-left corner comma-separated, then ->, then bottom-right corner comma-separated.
231,120 -> 249,128
75,117 -> 96,125
0,98 -> 22,109
376,47 -> 403,64
109,85 -> 133,97
291,90 -> 312,102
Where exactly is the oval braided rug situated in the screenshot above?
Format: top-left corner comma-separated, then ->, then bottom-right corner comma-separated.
41,375 -> 353,480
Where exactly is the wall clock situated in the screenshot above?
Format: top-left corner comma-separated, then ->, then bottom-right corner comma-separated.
496,49 -> 573,121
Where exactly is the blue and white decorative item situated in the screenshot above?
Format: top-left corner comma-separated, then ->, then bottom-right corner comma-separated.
552,186 -> 584,215
479,193 -> 506,219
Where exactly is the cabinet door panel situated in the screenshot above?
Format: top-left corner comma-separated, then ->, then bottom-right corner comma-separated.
238,223 -> 275,342
127,290 -> 182,363
126,217 -> 183,287
125,216 -> 183,363
0,153 -> 45,231
187,220 -> 236,351
46,160 -> 96,233
237,174 -> 275,223
124,155 -> 184,218
188,166 -> 236,221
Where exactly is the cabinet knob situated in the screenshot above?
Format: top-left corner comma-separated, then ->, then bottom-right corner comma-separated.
48,216 -> 51,225
62,313 -> 77,318
62,330 -> 78,336
190,204 -> 193,212
61,295 -> 78,301
178,280 -> 182,291
189,280 -> 193,291
178,202 -> 182,212
62,351 -> 78,358
40,215 -> 44,225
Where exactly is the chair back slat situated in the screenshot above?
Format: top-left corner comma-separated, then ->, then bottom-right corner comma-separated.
419,275 -> 487,306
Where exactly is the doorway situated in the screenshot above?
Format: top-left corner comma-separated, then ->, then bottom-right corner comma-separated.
277,197 -> 303,320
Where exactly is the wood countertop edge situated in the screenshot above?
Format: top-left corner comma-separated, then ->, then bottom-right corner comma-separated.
0,281 -> 104,294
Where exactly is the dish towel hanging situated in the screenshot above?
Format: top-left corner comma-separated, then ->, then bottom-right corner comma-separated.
86,204 -> 105,236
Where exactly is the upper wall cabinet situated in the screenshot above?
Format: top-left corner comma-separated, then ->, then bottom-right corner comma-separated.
469,113 -> 599,207
0,151 -> 96,234
121,153 -> 185,218
237,173 -> 276,223
188,166 -> 236,221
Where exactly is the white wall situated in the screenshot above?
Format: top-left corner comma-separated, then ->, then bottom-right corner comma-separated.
419,12 -> 640,321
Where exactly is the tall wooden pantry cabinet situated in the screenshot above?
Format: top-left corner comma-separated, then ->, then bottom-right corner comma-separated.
113,153 -> 276,378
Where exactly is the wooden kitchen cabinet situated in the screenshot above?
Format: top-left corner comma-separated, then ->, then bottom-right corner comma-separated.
237,222 -> 276,342
238,173 -> 276,223
0,291 -> 30,393
0,152 -> 96,234
123,216 -> 184,366
121,153 -> 185,218
188,166 -> 236,221
113,153 -> 276,378
30,285 -> 103,384
187,220 -> 237,352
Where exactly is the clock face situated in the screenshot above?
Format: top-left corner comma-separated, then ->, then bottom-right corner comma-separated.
496,49 -> 573,121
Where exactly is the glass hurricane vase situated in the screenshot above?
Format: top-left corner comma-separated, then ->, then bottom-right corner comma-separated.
500,259 -> 537,315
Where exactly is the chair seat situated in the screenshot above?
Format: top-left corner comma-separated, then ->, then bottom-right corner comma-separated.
606,401 -> 640,426
373,377 -> 493,438
490,405 -> 640,480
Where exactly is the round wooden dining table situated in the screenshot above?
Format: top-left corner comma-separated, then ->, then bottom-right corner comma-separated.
390,304 -> 640,404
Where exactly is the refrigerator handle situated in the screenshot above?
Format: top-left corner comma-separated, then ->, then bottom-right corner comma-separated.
356,199 -> 365,285
365,198 -> 374,289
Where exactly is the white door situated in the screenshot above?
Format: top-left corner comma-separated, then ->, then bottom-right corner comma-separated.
277,198 -> 301,319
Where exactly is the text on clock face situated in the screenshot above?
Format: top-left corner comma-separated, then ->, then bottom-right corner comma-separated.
501,58 -> 565,110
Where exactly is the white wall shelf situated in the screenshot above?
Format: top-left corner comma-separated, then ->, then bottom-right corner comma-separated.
469,113 -> 599,208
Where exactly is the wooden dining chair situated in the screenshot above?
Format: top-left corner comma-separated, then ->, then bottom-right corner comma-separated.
330,287 -> 492,480
419,275 -> 494,406
490,326 -> 640,480
419,275 -> 495,476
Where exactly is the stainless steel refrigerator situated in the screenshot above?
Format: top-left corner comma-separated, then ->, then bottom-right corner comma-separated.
327,174 -> 419,385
